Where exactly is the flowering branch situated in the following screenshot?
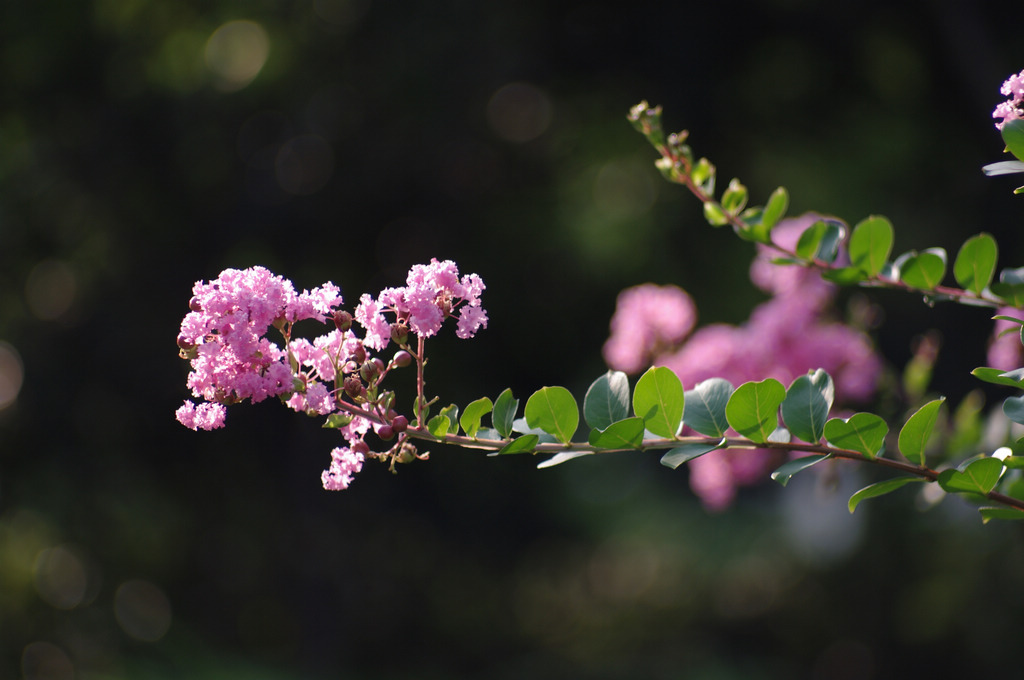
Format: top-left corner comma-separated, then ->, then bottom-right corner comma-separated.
173,68 -> 1024,523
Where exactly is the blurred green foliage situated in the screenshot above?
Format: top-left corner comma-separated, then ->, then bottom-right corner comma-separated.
2,0 -> 1024,678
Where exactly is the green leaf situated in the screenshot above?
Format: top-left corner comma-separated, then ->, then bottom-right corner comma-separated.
771,454 -> 830,486
1002,395 -> 1024,426
683,378 -> 734,437
897,397 -> 946,466
497,434 -> 539,455
848,215 -> 894,277
781,369 -> 834,443
1002,455 -> 1024,469
493,388 -> 518,439
703,201 -> 729,226
439,403 -> 459,433
583,371 -> 631,431
587,416 -> 646,449
953,233 -> 998,295
460,397 -> 493,438
821,267 -> 867,285
899,248 -> 947,290
991,282 -> 1024,306
938,457 -> 1004,496
972,366 -> 1024,388
979,507 -> 1024,523
823,413 -> 888,459
660,439 -> 726,469
537,451 -> 593,469
795,219 -> 846,264
761,186 -> 788,231
847,477 -> 926,513
427,415 -> 450,438
322,413 -> 354,429
632,366 -> 684,438
1002,119 -> 1024,162
721,178 -> 748,215
725,378 -> 786,444
525,386 -> 579,445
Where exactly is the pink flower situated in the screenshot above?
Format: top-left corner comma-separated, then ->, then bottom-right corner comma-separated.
603,284 -> 697,374
176,400 -> 226,431
993,69 -> 1024,131
987,307 -> 1024,371
321,446 -> 364,490
354,293 -> 391,351
456,304 -> 489,339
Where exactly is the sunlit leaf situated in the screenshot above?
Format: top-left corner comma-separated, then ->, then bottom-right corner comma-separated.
980,506 -> 1024,523
938,457 -> 1004,496
1002,119 -> 1024,162
460,397 -> 493,438
725,378 -> 786,444
848,477 -> 926,513
899,248 -> 947,290
497,434 -> 539,455
587,416 -> 646,449
849,215 -> 894,277
761,186 -> 788,231
525,386 -> 579,445
632,366 -> 684,438
823,412 -> 888,459
427,414 -> 450,438
972,367 -> 1024,388
897,397 -> 945,465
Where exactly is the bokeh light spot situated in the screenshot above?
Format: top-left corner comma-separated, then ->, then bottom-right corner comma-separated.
204,20 -> 270,92
114,579 -> 172,642
25,259 -> 76,321
275,134 -> 334,195
21,641 -> 74,680
0,342 -> 24,410
487,82 -> 552,143
34,545 -> 88,610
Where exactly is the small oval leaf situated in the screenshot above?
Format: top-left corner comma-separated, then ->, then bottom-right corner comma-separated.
725,378 -> 786,444
660,439 -> 727,470
683,378 -> 734,437
781,369 -> 834,443
632,367 -> 684,438
848,477 -> 926,513
525,386 -> 579,445
460,397 -> 493,438
587,416 -> 646,449
823,413 -> 888,459
849,215 -> 894,277
583,371 -> 631,431
897,397 -> 946,466
771,454 -> 830,487
493,388 -> 518,439
497,434 -> 539,455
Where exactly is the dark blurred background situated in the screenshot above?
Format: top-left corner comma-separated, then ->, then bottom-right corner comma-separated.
2,0 -> 1024,678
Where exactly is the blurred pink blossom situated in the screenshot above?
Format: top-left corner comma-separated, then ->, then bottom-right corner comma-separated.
603,284 -> 697,374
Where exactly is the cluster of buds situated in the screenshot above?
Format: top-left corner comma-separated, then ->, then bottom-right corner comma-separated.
175,260 -> 487,491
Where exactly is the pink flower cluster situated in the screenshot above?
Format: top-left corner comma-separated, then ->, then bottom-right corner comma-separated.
176,266 -> 344,430
602,284 -> 697,374
176,261 -> 487,492
987,307 -> 1024,371
355,258 -> 487,350
604,215 -> 884,511
321,446 -> 365,491
993,69 -> 1024,131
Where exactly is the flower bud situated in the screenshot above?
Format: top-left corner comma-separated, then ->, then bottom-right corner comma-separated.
359,360 -> 380,383
189,296 -> 202,312
344,375 -> 364,399
333,310 -> 353,331
352,439 -> 371,456
391,415 -> 408,433
378,424 -> 395,441
391,350 -> 412,368
177,334 -> 195,350
390,321 -> 409,345
352,343 -> 367,365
